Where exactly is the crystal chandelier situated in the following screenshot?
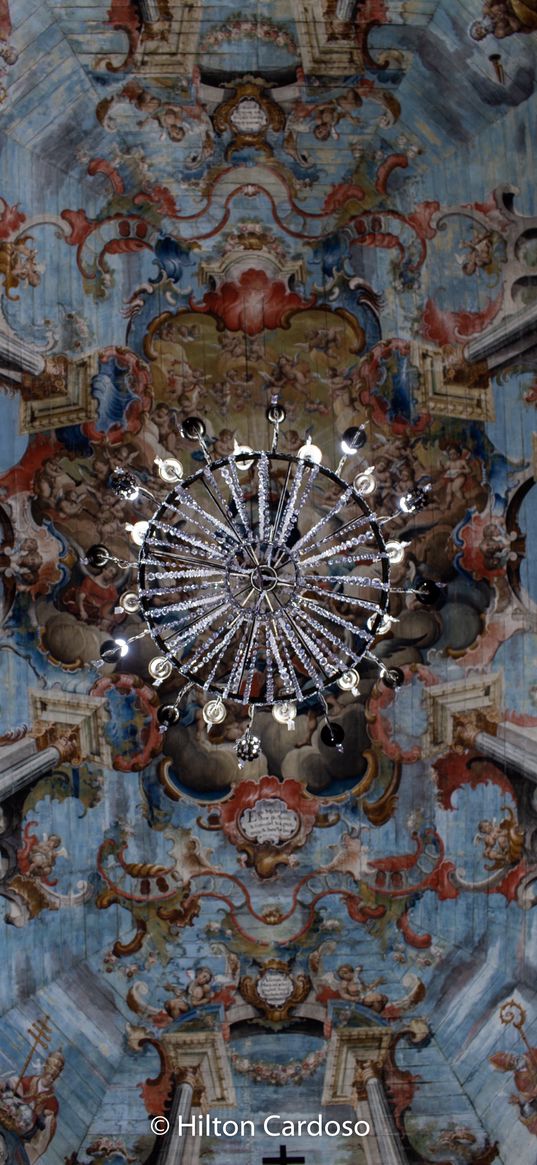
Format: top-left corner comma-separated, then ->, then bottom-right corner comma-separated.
86,405 -> 434,765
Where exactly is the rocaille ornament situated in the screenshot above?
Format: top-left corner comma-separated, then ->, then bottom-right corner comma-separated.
86,404 -> 436,764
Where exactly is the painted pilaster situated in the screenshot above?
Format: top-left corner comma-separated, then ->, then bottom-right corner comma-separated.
364,1067 -> 410,1165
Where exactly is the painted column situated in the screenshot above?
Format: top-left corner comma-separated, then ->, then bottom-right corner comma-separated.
335,0 -> 359,19
0,328 -> 46,377
354,1097 -> 383,1165
156,1076 -> 193,1165
464,301 -> 537,371
0,722 -> 82,802
0,744 -> 60,801
475,729 -> 537,785
181,1113 -> 202,1165
453,711 -> 537,787
364,1067 -> 410,1165
138,0 -> 162,22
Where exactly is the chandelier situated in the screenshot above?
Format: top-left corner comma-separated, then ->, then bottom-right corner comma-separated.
85,405 -> 434,766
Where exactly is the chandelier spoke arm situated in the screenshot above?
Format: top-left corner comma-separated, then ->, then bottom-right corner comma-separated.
167,491 -> 243,547
203,631 -> 241,689
143,566 -> 228,583
201,470 -> 258,567
300,596 -> 374,640
145,534 -> 228,567
147,527 -> 227,562
278,614 -> 326,691
149,590 -> 228,621
264,624 -> 275,704
140,569 -> 251,598
272,593 -> 328,689
222,623 -> 254,699
306,510 -> 373,554
298,542 -> 386,570
220,459 -> 255,544
291,486 -> 354,555
239,618 -> 262,705
163,601 -> 230,654
284,611 -> 340,681
141,581 -> 218,598
154,509 -> 234,553
275,458 -> 306,546
279,635 -> 306,702
142,552 -> 232,572
277,459 -> 321,551
267,460 -> 294,563
299,581 -> 385,613
300,573 -> 388,588
188,616 -> 244,678
293,609 -> 363,670
268,625 -> 301,700
258,452 -> 271,543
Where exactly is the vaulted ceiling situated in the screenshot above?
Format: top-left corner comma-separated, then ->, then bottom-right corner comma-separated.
1,2 -> 537,1164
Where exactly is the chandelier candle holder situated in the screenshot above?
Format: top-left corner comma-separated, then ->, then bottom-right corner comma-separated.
85,409 -> 438,766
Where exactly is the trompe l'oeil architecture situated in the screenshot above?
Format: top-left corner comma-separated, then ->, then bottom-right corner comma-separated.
0,2 -> 537,1164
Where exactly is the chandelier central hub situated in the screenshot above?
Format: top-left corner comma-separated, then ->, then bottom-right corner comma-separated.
223,538 -> 294,610
226,540 -> 297,611
250,563 -> 278,593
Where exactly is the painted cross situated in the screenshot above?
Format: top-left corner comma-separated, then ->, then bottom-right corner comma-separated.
262,1148 -> 305,1165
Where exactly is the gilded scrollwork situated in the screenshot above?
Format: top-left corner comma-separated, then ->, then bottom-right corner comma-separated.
213,80 -> 286,159
239,959 -> 312,1021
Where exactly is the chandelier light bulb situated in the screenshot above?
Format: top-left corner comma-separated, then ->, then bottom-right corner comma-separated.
266,403 -> 286,425
272,701 -> 298,729
233,440 -> 254,470
154,457 -> 184,484
126,520 -> 149,546
119,591 -> 141,614
353,468 -> 375,495
415,580 -> 445,605
114,637 -> 130,658
298,437 -> 323,464
382,667 -> 405,689
337,669 -> 360,694
203,698 -> 227,726
148,656 -> 173,683
385,541 -> 407,564
181,416 -> 207,442
99,639 -> 123,664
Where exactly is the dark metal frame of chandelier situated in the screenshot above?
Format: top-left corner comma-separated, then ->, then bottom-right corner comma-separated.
138,450 -> 391,705
86,412 -> 434,764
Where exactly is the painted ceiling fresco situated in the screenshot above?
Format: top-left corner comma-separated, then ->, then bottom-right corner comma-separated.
1,0 -> 537,1163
